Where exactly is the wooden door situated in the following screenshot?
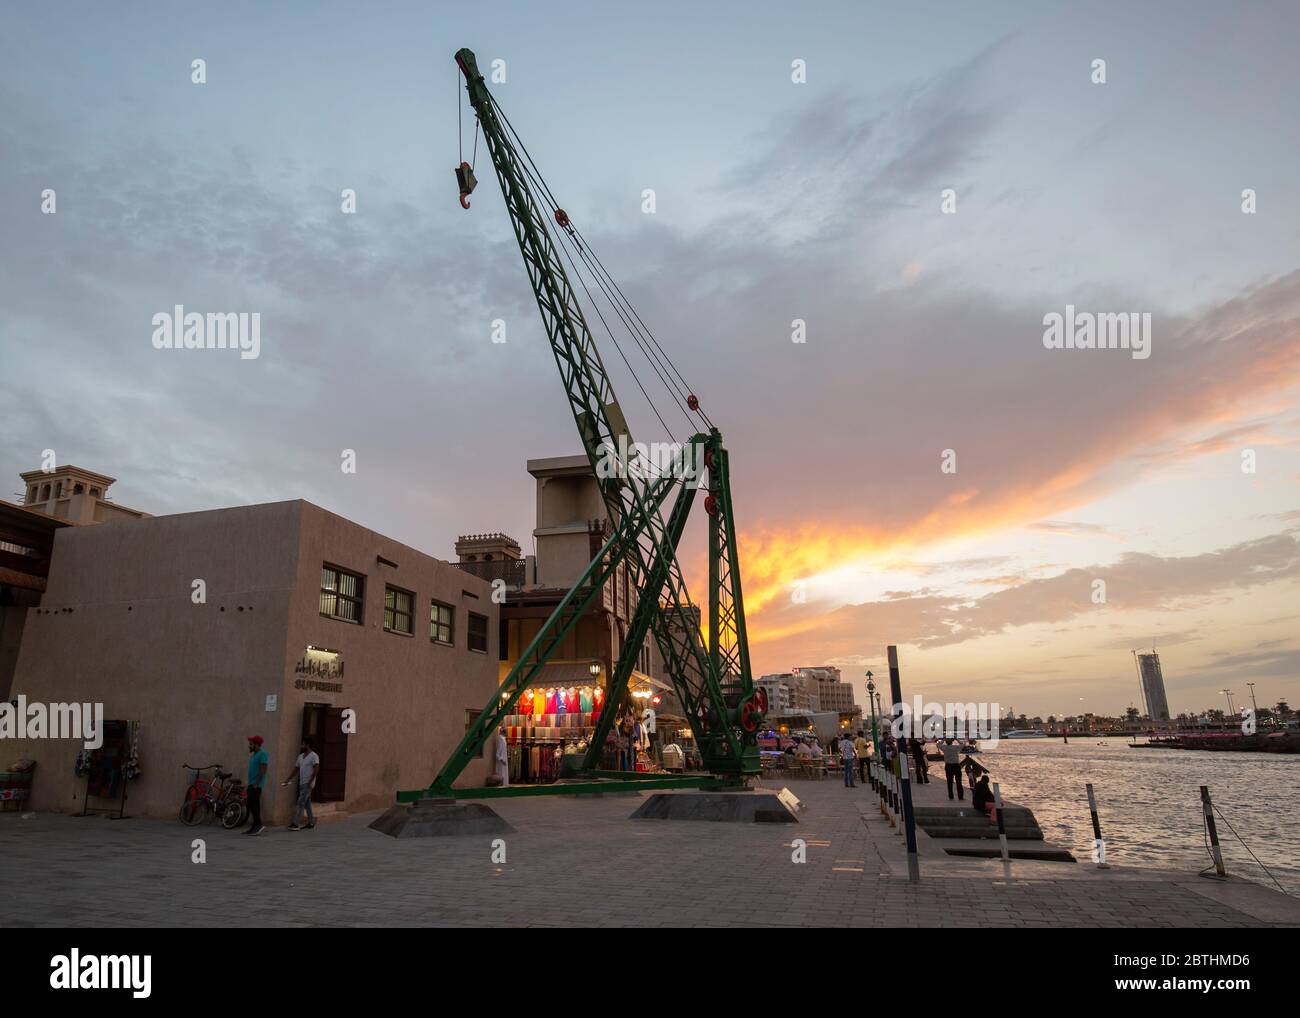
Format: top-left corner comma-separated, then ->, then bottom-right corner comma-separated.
301,703 -> 349,803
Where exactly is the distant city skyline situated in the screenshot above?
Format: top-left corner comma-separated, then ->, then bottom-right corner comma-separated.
3,1 -> 1298,717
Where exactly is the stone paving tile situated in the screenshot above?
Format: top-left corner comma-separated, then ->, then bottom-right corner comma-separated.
0,780 -> 1292,927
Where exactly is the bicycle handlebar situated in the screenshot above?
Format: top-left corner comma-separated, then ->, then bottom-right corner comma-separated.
181,763 -> 223,771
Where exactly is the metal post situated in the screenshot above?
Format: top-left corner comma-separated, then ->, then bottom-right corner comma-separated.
992,782 -> 1009,862
888,645 -> 920,881
1200,785 -> 1226,877
1086,782 -> 1108,868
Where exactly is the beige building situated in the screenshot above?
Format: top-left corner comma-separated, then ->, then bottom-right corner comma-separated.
797,666 -> 859,714
8,498 -> 498,821
455,454 -> 681,776
458,455 -> 664,697
19,465 -> 149,525
3,467 -> 147,698
757,672 -> 818,713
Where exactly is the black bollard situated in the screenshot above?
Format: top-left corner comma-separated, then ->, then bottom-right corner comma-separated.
888,645 -> 920,881
992,781 -> 1009,862
1086,782 -> 1108,868
1200,785 -> 1226,877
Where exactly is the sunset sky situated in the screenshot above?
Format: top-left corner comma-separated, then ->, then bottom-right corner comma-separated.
3,1 -> 1298,718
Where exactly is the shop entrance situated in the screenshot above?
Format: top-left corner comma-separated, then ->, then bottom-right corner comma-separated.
301,702 -> 349,803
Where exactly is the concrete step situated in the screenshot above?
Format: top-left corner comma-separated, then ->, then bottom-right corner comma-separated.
305,802 -> 349,824
938,837 -> 1076,862
912,805 -> 1035,820
923,826 -> 1044,841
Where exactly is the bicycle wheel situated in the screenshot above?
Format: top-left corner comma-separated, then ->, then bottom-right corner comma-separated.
220,800 -> 247,830
179,795 -> 211,826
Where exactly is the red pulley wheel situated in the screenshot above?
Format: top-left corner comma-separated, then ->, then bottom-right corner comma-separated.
704,495 -> 718,517
687,394 -> 700,412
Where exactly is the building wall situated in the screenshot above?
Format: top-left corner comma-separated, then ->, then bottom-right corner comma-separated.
9,503 -> 300,818
0,588 -> 42,701
7,500 -> 497,821
280,502 -> 498,814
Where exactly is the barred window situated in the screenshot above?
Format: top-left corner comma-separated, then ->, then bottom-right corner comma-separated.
384,586 -> 414,635
430,600 -> 454,645
468,611 -> 489,654
320,564 -> 364,623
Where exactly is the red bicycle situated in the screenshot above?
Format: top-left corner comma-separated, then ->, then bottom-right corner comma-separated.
179,763 -> 247,829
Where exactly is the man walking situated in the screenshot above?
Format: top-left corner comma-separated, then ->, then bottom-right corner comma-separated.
941,737 -> 964,801
244,735 -> 269,835
840,731 -> 857,787
911,736 -> 930,784
281,738 -> 320,831
854,730 -> 870,785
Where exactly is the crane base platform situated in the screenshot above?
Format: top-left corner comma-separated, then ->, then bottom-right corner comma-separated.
395,773 -> 742,803
368,798 -> 514,839
630,787 -> 801,823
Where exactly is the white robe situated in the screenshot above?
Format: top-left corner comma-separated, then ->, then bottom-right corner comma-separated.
493,730 -> 509,786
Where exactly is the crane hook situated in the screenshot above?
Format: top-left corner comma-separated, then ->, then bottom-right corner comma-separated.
455,161 -> 477,210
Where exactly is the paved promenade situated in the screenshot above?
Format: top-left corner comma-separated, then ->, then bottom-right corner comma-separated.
2,778 -> 1296,927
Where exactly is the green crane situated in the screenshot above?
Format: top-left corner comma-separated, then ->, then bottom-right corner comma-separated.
399,48 -> 765,801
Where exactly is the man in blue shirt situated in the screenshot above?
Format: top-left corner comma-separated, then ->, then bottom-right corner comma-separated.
244,735 -> 269,835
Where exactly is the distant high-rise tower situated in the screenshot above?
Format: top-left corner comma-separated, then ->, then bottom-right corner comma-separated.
1135,651 -> 1171,720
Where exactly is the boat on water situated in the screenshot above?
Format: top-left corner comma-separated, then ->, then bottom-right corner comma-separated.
1003,729 -> 1050,739
1129,731 -> 1300,753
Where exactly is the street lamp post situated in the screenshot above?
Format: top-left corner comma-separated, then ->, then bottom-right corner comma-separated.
1221,689 -> 1236,719
865,671 -> 879,757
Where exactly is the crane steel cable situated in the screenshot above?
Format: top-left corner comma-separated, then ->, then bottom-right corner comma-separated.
502,127 -> 695,441
486,95 -> 708,432
491,114 -> 688,430
554,227 -> 678,442
569,223 -> 713,429
564,231 -> 699,431
474,94 -> 707,627
553,224 -> 696,438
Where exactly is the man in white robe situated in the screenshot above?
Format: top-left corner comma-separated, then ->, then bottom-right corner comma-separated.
494,728 -> 509,786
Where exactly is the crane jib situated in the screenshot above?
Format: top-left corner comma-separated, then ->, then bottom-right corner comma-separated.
411,47 -> 763,797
